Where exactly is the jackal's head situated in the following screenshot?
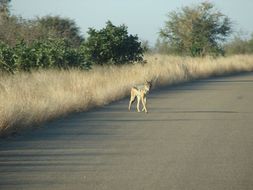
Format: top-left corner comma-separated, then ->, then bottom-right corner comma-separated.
144,80 -> 152,93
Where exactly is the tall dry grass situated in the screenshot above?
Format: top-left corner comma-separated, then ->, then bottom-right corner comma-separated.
1,54 -> 253,136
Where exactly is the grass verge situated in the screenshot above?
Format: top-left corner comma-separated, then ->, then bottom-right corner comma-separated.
1,54 -> 253,137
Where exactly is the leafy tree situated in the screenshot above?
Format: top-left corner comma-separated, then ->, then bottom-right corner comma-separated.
0,0 -> 11,20
160,2 -> 232,57
0,0 -> 15,45
36,16 -> 84,47
0,0 -> 42,46
84,21 -> 144,65
0,16 -> 43,46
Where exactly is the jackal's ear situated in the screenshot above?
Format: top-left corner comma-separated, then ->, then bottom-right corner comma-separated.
146,80 -> 152,84
146,80 -> 152,88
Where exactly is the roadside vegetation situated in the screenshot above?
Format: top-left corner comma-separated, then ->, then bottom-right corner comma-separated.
0,1 -> 253,136
1,55 -> 253,136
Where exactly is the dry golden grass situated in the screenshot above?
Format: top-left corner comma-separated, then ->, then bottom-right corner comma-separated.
1,54 -> 253,136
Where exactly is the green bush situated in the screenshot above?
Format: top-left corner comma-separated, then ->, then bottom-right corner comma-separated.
84,21 -> 144,65
0,39 -> 90,73
0,42 -> 15,73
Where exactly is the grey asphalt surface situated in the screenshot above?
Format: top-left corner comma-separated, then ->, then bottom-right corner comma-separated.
1,73 -> 253,190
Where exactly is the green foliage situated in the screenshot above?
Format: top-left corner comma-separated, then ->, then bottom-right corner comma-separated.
0,39 -> 90,73
0,42 -> 15,73
84,21 -> 144,65
0,2 -> 143,69
160,2 -> 232,57
0,19 -> 144,72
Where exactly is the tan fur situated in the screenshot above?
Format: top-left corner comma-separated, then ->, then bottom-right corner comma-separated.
128,81 -> 152,113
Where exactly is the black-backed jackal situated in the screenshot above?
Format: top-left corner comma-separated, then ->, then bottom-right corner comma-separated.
128,81 -> 152,113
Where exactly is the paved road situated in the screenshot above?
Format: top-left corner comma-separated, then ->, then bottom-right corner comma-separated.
1,73 -> 253,190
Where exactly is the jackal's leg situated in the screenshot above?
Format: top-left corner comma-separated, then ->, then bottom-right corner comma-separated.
136,96 -> 141,112
141,97 -> 148,113
141,97 -> 147,112
128,95 -> 135,111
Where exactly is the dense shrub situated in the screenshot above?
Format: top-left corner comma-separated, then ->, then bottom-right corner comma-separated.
0,42 -> 15,73
84,21 -> 144,65
0,39 -> 90,73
